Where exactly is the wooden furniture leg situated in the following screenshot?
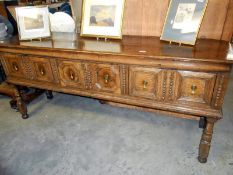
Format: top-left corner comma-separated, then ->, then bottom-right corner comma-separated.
14,86 -> 29,119
22,88 -> 44,103
198,118 -> 217,163
45,90 -> 53,99
0,83 -> 44,108
0,82 -> 17,109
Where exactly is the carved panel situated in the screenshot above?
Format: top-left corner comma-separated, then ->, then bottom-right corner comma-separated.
212,73 -> 230,109
3,54 -> 29,79
156,70 -> 180,102
0,56 -> 9,76
29,57 -> 54,82
91,63 -> 121,94
168,71 -> 175,100
58,60 -> 85,89
50,59 -> 60,83
176,71 -> 216,105
129,66 -> 161,100
166,70 -> 181,102
21,57 -> 35,80
83,63 -> 93,90
120,65 -> 129,95
161,70 -> 167,101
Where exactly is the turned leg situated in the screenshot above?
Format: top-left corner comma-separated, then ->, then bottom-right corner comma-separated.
198,118 -> 217,163
14,86 -> 28,119
45,90 -> 53,99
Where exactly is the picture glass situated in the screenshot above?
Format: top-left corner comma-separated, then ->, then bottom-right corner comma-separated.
16,6 -> 50,40
161,0 -> 208,45
81,0 -> 125,39
24,14 -> 44,30
89,5 -> 116,27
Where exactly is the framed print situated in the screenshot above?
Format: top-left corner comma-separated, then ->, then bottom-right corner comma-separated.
161,0 -> 208,45
81,0 -> 125,39
15,6 -> 50,40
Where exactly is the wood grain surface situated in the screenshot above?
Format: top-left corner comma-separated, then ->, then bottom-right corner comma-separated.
118,0 -> 232,41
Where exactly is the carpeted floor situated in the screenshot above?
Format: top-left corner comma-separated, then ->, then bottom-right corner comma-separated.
0,71 -> 232,175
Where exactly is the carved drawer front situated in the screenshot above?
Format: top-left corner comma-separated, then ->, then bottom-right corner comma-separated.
30,57 -> 54,82
129,66 -> 161,99
177,71 -> 216,105
91,64 -> 121,94
3,54 -> 26,78
58,60 -> 85,89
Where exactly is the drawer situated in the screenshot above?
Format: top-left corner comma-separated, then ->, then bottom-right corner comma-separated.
129,66 -> 161,99
176,71 -> 216,105
91,63 -> 121,94
58,60 -> 85,89
3,54 -> 26,79
129,66 -> 216,107
29,57 -> 55,82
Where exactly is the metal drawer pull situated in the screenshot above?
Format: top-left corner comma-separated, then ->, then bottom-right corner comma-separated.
143,80 -> 148,89
191,84 -> 197,95
12,63 -> 19,71
104,74 -> 109,83
40,67 -> 45,76
70,71 -> 75,80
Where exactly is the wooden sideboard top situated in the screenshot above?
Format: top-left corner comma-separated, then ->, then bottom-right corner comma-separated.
0,35 -> 233,64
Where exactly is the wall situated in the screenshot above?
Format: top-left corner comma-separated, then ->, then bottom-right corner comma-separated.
75,0 -> 233,41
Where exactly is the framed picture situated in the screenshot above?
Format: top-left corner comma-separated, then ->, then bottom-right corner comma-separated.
161,0 -> 208,45
15,6 -> 50,40
81,0 -> 125,39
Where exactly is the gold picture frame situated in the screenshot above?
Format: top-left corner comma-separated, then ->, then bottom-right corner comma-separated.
81,0 -> 125,39
161,0 -> 208,45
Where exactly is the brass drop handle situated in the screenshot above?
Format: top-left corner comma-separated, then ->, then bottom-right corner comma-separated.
69,71 -> 75,80
40,67 -> 45,76
12,63 -> 19,71
104,74 -> 109,83
143,80 -> 148,89
191,84 -> 197,95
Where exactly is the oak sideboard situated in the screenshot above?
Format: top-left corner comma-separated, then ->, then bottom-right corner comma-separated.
0,35 -> 232,163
